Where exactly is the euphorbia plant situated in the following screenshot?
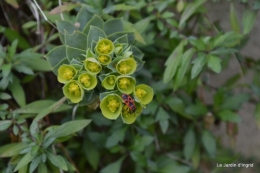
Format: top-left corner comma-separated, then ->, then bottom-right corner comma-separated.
46,7 -> 153,124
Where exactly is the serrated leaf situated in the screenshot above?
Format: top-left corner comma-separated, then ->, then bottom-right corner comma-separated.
13,152 -> 36,172
183,128 -> 196,160
202,130 -> 216,157
100,157 -> 125,173
207,55 -> 221,73
218,110 -> 241,123
191,53 -> 206,79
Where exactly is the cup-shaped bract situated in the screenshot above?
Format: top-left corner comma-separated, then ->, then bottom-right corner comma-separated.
84,58 -> 102,75
121,102 -> 143,124
116,58 -> 137,75
116,76 -> 136,94
102,75 -> 117,90
100,94 -> 123,120
134,84 -> 154,105
57,64 -> 77,83
114,43 -> 123,55
98,55 -> 112,65
95,38 -> 114,55
78,72 -> 97,91
63,80 -> 84,103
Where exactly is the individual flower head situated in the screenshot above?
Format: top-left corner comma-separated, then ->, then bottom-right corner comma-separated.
100,94 -> 123,120
57,64 -> 77,83
116,58 -> 137,75
63,80 -> 84,103
84,58 -> 102,75
78,72 -> 97,91
98,55 -> 112,65
102,75 -> 117,90
95,38 -> 114,55
134,84 -> 154,105
121,101 -> 143,124
116,76 -> 136,94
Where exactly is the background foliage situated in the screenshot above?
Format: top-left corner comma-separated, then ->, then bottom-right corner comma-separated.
0,0 -> 260,173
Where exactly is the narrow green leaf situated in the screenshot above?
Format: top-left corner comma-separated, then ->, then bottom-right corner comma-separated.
179,0 -> 206,28
191,53 -> 206,79
8,76 -> 25,107
0,143 -> 27,158
202,130 -> 216,157
18,164 -> 28,173
18,100 -> 72,114
242,10 -> 257,35
46,119 -> 91,139
174,48 -> 195,90
156,107 -> 170,134
163,41 -> 184,83
254,103 -> 260,129
160,163 -> 190,173
13,152 -> 36,172
49,3 -> 79,14
100,157 -> 125,173
107,31 -> 135,45
8,39 -> 18,58
38,162 -> 48,173
46,152 -> 68,171
29,155 -> 41,173
207,55 -> 222,73
220,94 -> 250,110
2,27 -> 30,49
13,64 -> 34,75
105,127 -> 127,148
218,110 -> 241,123
0,92 -> 12,100
133,17 -> 153,33
191,144 -> 200,169
230,3 -> 240,33
5,0 -> 19,8
85,140 -> 100,170
183,128 -> 196,160
0,120 -> 12,131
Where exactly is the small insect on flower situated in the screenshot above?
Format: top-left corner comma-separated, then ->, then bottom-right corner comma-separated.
122,94 -> 136,114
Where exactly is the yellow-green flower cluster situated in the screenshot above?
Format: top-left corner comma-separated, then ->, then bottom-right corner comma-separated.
47,14 -> 153,124
57,63 -> 98,103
